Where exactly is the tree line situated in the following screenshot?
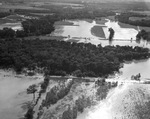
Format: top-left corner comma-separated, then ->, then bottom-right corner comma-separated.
0,15 -> 60,38
0,6 -> 115,39
136,29 -> 150,41
117,12 -> 150,27
0,12 -> 11,18
0,39 -> 149,76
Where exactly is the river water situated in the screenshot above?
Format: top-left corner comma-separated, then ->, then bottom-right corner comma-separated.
1,19 -> 150,119
52,19 -> 150,119
53,19 -> 150,48
76,59 -> 150,119
0,70 -> 43,119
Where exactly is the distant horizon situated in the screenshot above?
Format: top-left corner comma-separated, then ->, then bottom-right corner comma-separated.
0,0 -> 150,3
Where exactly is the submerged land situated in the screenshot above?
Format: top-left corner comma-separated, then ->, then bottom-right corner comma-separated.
1,0 -> 150,119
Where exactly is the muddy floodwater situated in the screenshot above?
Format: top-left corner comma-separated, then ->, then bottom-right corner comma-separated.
53,19 -> 150,48
0,70 -> 43,119
1,19 -> 150,119
50,19 -> 150,119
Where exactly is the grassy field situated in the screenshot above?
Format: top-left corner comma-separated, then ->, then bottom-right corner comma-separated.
129,17 -> 150,21
0,4 -> 47,11
54,21 -> 75,26
0,18 -> 16,25
91,25 -> 106,38
131,10 -> 150,16
96,18 -> 107,25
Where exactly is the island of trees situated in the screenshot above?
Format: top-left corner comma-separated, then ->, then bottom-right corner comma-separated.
0,39 -> 149,77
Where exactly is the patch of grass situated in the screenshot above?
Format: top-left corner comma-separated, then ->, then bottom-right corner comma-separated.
129,17 -> 150,21
67,39 -> 80,43
91,25 -> 105,38
55,21 -> 74,26
96,18 -> 107,25
0,18 -> 16,25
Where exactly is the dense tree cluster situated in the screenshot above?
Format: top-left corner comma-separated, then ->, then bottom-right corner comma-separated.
61,96 -> 92,119
0,6 -> 115,39
62,106 -> 78,119
43,79 -> 73,106
27,84 -> 37,102
136,29 -> 150,40
0,28 -> 16,38
21,16 -> 57,36
40,76 -> 50,93
0,39 -> 149,75
24,107 -> 34,119
108,28 -> 115,40
14,6 -> 115,20
117,12 -> 150,27
0,15 -> 58,38
0,12 -> 11,18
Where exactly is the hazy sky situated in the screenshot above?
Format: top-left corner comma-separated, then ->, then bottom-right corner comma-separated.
1,0 -> 150,3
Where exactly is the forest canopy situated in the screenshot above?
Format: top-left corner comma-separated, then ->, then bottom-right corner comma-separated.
0,39 -> 149,77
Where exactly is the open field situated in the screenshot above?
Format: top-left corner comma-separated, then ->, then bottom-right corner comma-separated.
131,10 -> 150,16
129,16 -> 150,21
0,18 -> 16,25
95,18 -> 107,25
91,25 -> 105,38
45,2 -> 84,6
54,21 -> 75,26
0,4 -> 48,11
29,13 -> 53,16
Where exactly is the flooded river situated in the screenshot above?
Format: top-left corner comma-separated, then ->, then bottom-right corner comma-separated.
1,19 -> 150,119
0,70 -> 43,119
50,19 -> 150,119
53,19 -> 150,48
